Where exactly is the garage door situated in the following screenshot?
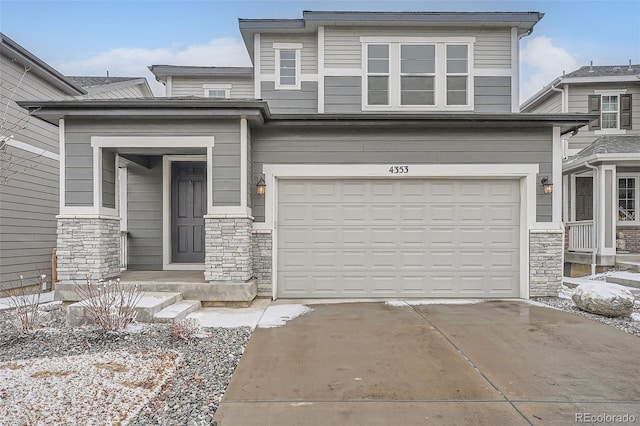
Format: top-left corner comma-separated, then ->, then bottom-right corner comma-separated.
277,179 -> 520,298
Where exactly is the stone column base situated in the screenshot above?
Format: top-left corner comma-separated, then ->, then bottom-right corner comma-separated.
529,229 -> 563,297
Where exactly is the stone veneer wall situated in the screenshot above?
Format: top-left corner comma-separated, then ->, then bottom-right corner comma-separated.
56,216 -> 120,285
529,229 -> 563,297
204,216 -> 253,282
616,226 -> 640,253
252,230 -> 272,296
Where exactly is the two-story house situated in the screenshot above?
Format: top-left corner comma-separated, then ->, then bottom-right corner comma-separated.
0,33 -> 153,293
19,11 -> 593,303
522,64 -> 640,274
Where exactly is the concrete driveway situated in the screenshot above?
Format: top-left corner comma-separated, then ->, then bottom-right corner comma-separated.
214,301 -> 640,425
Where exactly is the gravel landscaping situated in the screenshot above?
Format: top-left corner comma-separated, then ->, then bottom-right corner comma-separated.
0,306 -> 250,425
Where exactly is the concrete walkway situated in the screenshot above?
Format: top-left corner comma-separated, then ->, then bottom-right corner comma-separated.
214,301 -> 640,425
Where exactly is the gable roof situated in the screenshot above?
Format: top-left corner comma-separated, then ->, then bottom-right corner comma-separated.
67,76 -> 154,97
521,64 -> 640,112
239,10 -> 543,63
0,32 -> 85,96
67,76 -> 144,88
149,66 -> 253,83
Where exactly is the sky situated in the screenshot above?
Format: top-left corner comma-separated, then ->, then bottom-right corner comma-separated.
1,0 -> 639,102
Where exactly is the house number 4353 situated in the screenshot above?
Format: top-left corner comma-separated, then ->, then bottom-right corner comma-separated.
389,166 -> 409,174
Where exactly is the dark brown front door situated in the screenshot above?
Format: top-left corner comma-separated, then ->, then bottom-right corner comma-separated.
171,161 -> 206,263
575,176 -> 593,221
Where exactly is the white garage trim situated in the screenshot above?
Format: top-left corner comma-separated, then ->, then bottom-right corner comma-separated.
262,163 -> 539,300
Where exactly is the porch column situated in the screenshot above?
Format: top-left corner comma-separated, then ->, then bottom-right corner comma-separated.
596,165 -> 617,257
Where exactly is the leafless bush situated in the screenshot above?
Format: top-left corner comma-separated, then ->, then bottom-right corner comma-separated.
169,318 -> 202,340
76,276 -> 143,331
2,274 -> 46,334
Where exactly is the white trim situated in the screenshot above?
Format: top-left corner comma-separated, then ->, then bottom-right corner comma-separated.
163,155 -> 208,271
595,129 -> 627,135
205,207 -> 253,216
56,214 -> 120,220
564,153 -> 640,172
254,34 -> 261,99
272,42 -> 303,50
317,25 -> 325,114
262,163 -> 539,300
240,118 -> 248,209
552,126 -> 562,224
165,76 -> 172,97
206,147 -> 213,215
616,173 -> 639,225
203,84 -> 232,99
118,167 -> 127,232
562,174 -> 569,223
4,138 -> 59,160
91,136 -> 214,148
570,173 -> 577,222
324,68 -> 361,77
594,88 -> 627,95
93,145 -> 101,212
600,165 -> 617,256
58,207 -> 99,216
474,68 -> 512,77
360,36 -> 476,43
274,47 -> 302,90
59,119 -> 65,213
561,76 -> 640,84
510,27 -> 519,112
262,74 -> 319,83
563,85 -> 569,113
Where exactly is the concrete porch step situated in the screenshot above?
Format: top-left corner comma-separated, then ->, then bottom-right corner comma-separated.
67,291 -> 183,327
606,275 -> 640,291
614,261 -> 640,273
153,300 -> 202,323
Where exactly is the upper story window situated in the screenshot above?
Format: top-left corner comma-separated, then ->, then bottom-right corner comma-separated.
203,84 -> 231,99
274,43 -> 302,90
588,91 -> 632,133
361,37 -> 474,111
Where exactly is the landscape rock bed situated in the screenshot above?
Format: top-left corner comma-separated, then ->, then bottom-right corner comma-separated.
0,308 -> 251,425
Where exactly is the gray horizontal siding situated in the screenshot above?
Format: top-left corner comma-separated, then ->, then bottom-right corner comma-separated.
102,150 -> 116,208
64,119 -> 241,207
474,76 -> 511,113
260,34 -> 317,74
127,157 -> 163,270
324,76 -> 362,114
261,81 -> 318,114
524,92 -> 562,114
171,76 -> 254,98
252,127 -> 552,222
323,26 -> 511,69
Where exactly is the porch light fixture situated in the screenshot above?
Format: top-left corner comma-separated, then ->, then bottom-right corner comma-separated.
256,176 -> 266,196
540,176 -> 553,194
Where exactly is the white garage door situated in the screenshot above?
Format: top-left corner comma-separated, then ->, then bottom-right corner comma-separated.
277,179 -> 520,298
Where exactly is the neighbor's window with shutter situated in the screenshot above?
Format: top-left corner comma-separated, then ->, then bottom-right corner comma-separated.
602,95 -> 619,129
588,93 -> 632,132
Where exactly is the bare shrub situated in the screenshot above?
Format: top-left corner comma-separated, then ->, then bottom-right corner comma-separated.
2,274 -> 46,334
76,277 -> 143,331
169,318 -> 202,341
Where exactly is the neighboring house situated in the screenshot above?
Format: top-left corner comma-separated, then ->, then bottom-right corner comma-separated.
68,76 -> 153,99
0,33 -> 85,291
0,33 -> 153,292
19,11 -> 593,303
522,64 -> 640,272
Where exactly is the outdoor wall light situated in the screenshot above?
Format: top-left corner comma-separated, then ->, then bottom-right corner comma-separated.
256,176 -> 266,195
541,176 -> 553,194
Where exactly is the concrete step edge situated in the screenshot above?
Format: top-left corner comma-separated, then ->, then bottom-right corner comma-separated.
153,300 -> 202,323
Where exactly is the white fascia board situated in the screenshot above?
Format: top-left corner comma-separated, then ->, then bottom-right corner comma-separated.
240,118 -> 248,208
5,138 -> 59,161
561,75 -> 640,84
359,36 -> 476,43
59,119 -> 65,212
510,27 -> 519,113
203,83 -> 232,89
272,42 -> 303,49
91,136 -> 214,148
254,34 -> 261,99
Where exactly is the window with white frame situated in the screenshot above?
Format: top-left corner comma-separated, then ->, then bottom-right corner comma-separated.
203,84 -> 231,99
602,95 -> 619,129
362,38 -> 474,110
274,43 -> 302,90
588,91 -> 632,132
619,177 -> 636,221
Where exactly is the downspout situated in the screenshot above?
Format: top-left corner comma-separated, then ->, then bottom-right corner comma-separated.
550,81 -> 565,112
584,161 -> 598,276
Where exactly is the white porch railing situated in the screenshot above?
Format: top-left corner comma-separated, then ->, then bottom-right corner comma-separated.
567,221 -> 594,252
120,231 -> 128,270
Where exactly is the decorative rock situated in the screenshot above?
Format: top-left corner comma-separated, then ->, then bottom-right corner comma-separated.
572,282 -> 635,317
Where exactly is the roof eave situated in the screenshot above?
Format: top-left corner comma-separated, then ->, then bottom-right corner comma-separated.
564,153 -> 640,172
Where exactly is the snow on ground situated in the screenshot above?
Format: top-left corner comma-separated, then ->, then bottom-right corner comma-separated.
0,350 -> 179,425
632,313 -> 640,322
257,304 -> 312,328
385,299 -> 483,307
0,291 -> 54,312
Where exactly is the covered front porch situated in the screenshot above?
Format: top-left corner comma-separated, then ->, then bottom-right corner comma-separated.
563,136 -> 640,274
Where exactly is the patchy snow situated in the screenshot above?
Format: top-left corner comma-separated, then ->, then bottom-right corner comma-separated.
0,291 -> 54,312
0,350 -> 179,425
574,281 -> 635,299
607,270 -> 640,280
187,308 -> 265,329
257,304 -> 312,328
631,313 -> 640,322
385,299 -> 483,307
